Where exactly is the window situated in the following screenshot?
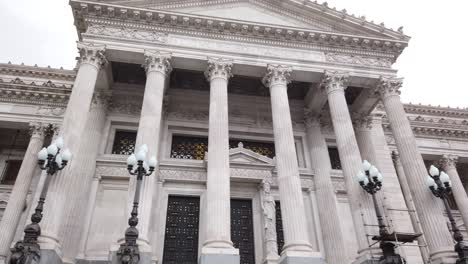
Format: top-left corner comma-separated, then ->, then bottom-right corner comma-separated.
231,199 -> 255,264
328,147 -> 342,170
170,135 -> 276,160
1,160 -> 22,185
170,136 -> 208,160
111,131 -> 137,155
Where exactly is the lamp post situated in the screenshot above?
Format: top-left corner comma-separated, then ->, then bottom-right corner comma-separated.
117,144 -> 156,264
427,165 -> 468,263
357,160 -> 418,264
9,137 -> 71,264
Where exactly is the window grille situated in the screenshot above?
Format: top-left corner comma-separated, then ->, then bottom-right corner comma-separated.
162,196 -> 200,264
170,135 -> 276,160
111,131 -> 137,155
170,136 -> 208,160
328,147 -> 342,170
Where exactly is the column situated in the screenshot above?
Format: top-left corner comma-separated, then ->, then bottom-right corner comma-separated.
39,42 -> 106,256
60,90 -> 110,262
304,113 -> 347,264
126,50 -> 172,254
0,123 -> 45,261
440,155 -> 468,229
392,152 -> 430,264
201,58 -> 239,263
262,65 -> 318,264
321,71 -> 376,258
376,76 -> 455,263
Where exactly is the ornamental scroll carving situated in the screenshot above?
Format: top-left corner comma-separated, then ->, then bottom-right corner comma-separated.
325,53 -> 392,68
87,25 -> 168,43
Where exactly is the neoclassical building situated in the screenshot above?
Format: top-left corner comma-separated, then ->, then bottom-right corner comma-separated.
0,1 -> 467,264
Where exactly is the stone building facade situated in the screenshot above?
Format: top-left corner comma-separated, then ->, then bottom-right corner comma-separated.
0,1 -> 467,264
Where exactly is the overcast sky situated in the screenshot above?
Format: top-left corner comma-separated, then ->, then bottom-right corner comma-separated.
0,0 -> 467,108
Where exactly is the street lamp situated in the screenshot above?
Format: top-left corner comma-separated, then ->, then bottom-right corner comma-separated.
357,160 -> 419,264
427,165 -> 468,263
117,144 -> 156,264
9,137 -> 71,264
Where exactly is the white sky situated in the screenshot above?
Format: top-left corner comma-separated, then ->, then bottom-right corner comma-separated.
0,0 -> 467,108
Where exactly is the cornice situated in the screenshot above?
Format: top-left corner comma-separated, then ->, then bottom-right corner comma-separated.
0,77 -> 70,107
384,123 -> 468,140
404,103 -> 468,118
121,0 -> 410,40
0,62 -> 76,81
71,0 -> 408,61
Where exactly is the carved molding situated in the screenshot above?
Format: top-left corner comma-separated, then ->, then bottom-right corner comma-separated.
325,53 -> 392,68
87,24 -> 169,43
73,1 -> 407,60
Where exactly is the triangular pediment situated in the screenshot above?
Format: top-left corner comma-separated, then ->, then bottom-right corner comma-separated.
104,0 -> 408,40
229,142 -> 274,166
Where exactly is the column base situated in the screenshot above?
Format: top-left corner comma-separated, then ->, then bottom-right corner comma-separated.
279,251 -> 324,264
429,247 -> 458,264
38,249 -> 63,264
109,250 -> 154,264
263,255 -> 280,264
200,247 -> 240,264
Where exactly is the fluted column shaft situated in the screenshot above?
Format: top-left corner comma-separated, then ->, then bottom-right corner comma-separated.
321,71 -> 374,254
440,155 -> 468,230
203,58 -> 234,249
304,116 -> 347,263
127,51 -> 171,251
376,77 -> 454,261
60,91 -> 109,262
0,123 -> 45,261
76,176 -> 100,259
40,42 -> 106,250
262,65 -> 313,255
392,152 -> 430,264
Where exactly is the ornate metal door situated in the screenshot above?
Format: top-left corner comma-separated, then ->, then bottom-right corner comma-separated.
275,201 -> 285,253
231,199 -> 256,264
162,196 -> 200,264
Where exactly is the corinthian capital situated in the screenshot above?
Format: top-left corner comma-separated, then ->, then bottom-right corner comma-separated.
303,107 -> 320,128
375,76 -> 403,99
204,57 -> 233,81
91,89 -> 112,110
77,42 -> 107,69
143,50 -> 172,75
29,122 -> 46,138
319,71 -> 349,94
262,64 -> 292,87
440,154 -> 459,170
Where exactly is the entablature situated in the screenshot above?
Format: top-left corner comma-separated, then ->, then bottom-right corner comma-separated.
71,0 -> 407,65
